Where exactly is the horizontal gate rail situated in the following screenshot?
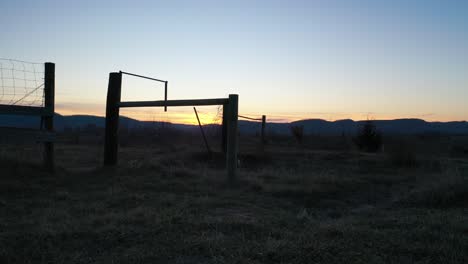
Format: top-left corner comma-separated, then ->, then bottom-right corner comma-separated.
119,98 -> 229,108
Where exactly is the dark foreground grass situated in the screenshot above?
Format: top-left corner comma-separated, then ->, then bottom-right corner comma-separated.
0,144 -> 467,263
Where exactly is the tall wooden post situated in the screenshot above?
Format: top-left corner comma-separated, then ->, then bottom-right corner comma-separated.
261,115 -> 266,144
104,72 -> 122,166
164,81 -> 168,112
226,94 -> 238,183
43,62 -> 55,172
221,104 -> 228,154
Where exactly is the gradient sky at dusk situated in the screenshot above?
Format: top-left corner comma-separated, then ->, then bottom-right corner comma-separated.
1,0 -> 467,123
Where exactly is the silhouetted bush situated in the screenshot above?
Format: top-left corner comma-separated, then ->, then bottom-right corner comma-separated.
355,120 -> 382,152
290,125 -> 304,144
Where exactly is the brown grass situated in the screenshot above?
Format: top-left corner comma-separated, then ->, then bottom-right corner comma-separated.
0,138 -> 467,263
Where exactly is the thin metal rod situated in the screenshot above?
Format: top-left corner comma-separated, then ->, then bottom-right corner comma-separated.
119,71 -> 166,83
119,98 -> 229,108
238,115 -> 262,121
193,107 -> 212,154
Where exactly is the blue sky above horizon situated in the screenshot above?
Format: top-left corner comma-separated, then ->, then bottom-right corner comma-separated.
1,0 -> 467,123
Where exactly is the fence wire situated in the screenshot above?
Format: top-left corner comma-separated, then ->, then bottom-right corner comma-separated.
0,58 -> 45,107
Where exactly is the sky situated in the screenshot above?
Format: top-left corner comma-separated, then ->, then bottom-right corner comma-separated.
1,0 -> 467,123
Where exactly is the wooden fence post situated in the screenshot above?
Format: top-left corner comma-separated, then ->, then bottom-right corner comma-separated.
43,62 -> 55,172
104,72 -> 122,166
226,94 -> 238,183
221,104 -> 228,154
261,115 -> 266,148
164,81 -> 168,112
261,115 -> 266,142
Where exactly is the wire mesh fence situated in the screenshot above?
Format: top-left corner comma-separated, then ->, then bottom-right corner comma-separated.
0,58 -> 45,107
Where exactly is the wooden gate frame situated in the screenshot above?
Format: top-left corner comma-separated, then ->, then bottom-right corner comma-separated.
103,72 -> 239,182
0,62 -> 55,171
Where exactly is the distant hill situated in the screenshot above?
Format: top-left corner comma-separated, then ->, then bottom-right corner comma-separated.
1,114 -> 467,135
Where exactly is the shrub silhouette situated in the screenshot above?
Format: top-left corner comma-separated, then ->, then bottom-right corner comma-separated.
355,120 -> 382,152
290,125 -> 304,144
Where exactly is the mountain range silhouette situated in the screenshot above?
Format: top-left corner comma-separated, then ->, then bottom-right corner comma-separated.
1,114 -> 467,135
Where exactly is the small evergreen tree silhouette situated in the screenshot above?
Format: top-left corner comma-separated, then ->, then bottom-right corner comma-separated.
355,120 -> 382,152
290,125 -> 304,144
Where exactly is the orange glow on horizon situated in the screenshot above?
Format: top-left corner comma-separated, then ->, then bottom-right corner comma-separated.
56,107 -> 466,124
55,100 -> 467,124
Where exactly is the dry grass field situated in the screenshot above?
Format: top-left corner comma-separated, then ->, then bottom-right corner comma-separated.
1,135 -> 467,263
